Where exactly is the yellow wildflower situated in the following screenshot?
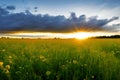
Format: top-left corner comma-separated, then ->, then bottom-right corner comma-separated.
83,78 -> 86,80
5,65 -> 10,70
9,60 -> 12,64
84,64 -> 87,66
91,75 -> 94,78
40,55 -> 45,59
42,58 -> 47,62
8,56 -> 12,59
0,61 -> 3,67
81,64 -> 83,67
5,70 -> 9,74
2,49 -> 5,52
61,65 -> 67,70
80,56 -> 84,59
73,60 -> 78,64
46,71 -> 51,76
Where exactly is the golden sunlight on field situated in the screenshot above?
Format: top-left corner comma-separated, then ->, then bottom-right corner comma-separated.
0,39 -> 120,80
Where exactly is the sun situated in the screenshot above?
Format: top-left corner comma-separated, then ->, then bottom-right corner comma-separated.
72,32 -> 90,39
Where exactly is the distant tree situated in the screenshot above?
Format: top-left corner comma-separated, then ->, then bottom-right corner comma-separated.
92,35 -> 120,39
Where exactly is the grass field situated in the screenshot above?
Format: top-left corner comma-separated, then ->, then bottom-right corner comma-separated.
0,39 -> 120,80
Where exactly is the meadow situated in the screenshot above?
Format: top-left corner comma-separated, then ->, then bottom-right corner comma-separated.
0,38 -> 120,80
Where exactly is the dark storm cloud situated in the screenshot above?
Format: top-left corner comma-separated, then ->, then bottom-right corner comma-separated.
34,7 -> 38,9
0,7 -> 119,33
6,5 -> 15,10
0,6 -> 9,15
104,23 -> 120,32
34,7 -> 38,12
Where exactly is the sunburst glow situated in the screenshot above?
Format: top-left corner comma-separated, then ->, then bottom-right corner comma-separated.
11,32 -> 92,39
71,32 -> 90,39
4,31 -> 119,39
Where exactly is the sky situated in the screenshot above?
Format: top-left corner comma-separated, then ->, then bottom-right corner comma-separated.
0,0 -> 120,38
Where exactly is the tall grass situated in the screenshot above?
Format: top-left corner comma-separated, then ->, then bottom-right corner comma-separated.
0,39 -> 120,80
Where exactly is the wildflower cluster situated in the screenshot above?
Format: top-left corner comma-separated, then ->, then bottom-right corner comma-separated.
0,61 -> 10,74
40,55 -> 47,62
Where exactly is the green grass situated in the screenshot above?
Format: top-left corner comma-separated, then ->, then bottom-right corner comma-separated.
0,39 -> 120,80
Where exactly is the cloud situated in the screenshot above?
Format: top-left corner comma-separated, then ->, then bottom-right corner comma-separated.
6,5 -> 16,10
0,7 -> 9,15
0,7 -> 119,33
104,23 -> 120,32
34,7 -> 38,10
